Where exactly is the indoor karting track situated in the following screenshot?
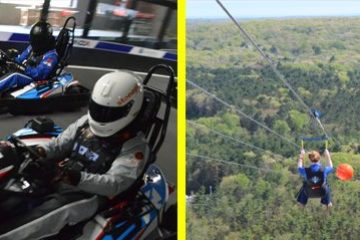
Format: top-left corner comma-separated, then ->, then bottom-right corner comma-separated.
0,66 -> 177,184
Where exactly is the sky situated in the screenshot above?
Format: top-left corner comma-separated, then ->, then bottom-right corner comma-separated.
187,1 -> 360,19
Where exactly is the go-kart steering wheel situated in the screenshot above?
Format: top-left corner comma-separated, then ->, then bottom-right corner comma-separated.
0,49 -> 10,64
0,49 -> 25,72
8,135 -> 41,161
5,136 -> 59,195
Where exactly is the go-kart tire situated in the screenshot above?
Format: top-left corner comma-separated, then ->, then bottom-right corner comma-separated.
2,91 -> 51,115
161,203 -> 177,233
65,85 -> 84,95
0,104 -> 8,114
0,92 -> 13,114
60,85 -> 89,111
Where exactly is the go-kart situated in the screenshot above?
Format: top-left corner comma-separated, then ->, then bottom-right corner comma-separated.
0,64 -> 177,239
0,17 -> 90,115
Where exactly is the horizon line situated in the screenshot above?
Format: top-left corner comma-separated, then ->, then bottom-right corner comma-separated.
187,15 -> 360,20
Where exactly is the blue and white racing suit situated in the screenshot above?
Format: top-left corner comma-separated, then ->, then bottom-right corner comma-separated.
0,45 -> 58,92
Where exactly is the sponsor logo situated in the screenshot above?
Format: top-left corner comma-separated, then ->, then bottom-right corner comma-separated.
85,151 -> 100,162
76,144 -> 100,162
130,47 -> 165,59
44,58 -> 54,67
74,39 -> 91,46
117,84 -> 140,106
311,176 -> 320,184
78,145 -> 88,155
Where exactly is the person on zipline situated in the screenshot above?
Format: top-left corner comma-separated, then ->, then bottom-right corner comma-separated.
296,148 -> 333,209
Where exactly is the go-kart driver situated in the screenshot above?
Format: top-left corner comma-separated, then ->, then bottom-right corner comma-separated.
0,20 -> 58,92
0,71 -> 149,240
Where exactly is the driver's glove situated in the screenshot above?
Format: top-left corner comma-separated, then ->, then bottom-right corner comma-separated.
0,53 -> 6,65
53,159 -> 82,185
7,62 -> 25,73
35,146 -> 47,158
61,169 -> 81,186
0,140 -> 14,148
22,158 -> 57,182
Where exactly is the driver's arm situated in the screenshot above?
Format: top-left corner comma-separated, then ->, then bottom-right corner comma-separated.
24,52 -> 58,80
67,135 -> 150,198
40,115 -> 88,161
15,45 -> 31,64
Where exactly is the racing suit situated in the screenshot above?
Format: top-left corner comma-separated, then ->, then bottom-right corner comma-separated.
0,115 -> 149,240
0,45 -> 58,92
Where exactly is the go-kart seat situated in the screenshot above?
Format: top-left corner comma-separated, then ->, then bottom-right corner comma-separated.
47,17 -> 75,80
134,89 -> 162,138
55,28 -> 71,67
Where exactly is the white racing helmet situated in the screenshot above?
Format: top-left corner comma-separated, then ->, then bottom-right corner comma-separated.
88,71 -> 144,137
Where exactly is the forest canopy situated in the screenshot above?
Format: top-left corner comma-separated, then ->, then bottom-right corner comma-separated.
187,17 -> 360,239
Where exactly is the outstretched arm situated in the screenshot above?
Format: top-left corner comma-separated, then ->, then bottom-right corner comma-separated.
324,149 -> 333,168
15,45 -> 31,64
298,149 -> 305,168
297,149 -> 307,178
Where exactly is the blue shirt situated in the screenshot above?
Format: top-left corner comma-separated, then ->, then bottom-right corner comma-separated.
15,45 -> 58,80
298,163 -> 333,181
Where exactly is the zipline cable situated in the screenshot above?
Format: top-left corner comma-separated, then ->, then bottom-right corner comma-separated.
187,153 -> 280,173
188,120 -> 269,152
187,80 -> 299,148
215,0 -> 336,143
188,120 -> 287,159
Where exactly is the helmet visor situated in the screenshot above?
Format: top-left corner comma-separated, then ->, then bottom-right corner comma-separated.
30,35 -> 45,53
89,99 -> 133,123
